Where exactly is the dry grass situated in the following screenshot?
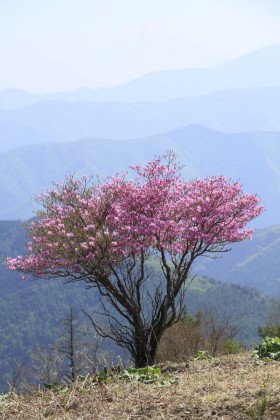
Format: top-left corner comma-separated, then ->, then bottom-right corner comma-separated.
1,352 -> 280,419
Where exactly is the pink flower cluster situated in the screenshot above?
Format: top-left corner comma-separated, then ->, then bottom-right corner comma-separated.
6,152 -> 263,277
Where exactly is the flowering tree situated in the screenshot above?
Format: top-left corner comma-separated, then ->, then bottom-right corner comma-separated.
6,152 -> 263,367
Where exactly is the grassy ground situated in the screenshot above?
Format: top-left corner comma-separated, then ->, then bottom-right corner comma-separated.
1,352 -> 280,419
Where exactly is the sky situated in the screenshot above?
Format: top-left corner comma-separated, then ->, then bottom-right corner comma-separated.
1,0 -> 280,93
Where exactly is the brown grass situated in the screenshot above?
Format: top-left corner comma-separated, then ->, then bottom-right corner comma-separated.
1,352 -> 280,419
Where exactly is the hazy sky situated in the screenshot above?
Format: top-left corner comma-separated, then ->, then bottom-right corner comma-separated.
1,0 -> 280,93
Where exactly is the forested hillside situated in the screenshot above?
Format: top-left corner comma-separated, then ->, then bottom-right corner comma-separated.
195,225 -> 280,296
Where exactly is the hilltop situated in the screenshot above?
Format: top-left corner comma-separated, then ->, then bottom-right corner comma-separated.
1,352 -> 280,419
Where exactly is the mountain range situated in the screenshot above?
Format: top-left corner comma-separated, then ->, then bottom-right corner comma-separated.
0,125 -> 278,226
1,87 -> 280,153
0,46 -> 280,225
1,45 -> 280,155
1,44 -> 280,391
1,44 -> 280,108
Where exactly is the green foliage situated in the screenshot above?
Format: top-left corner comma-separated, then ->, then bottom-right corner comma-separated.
180,311 -> 202,326
43,383 -> 69,394
93,366 -> 175,386
0,393 -> 10,408
193,351 -> 211,361
253,336 -> 280,360
119,367 -> 162,384
247,384 -> 267,419
219,339 -> 245,355
258,324 -> 280,339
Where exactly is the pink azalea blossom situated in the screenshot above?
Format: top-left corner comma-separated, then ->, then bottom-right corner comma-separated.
5,152 -> 263,277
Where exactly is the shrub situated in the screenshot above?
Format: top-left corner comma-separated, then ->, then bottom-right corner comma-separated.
253,336 -> 280,360
219,339 -> 245,355
156,314 -> 204,362
157,311 -> 242,362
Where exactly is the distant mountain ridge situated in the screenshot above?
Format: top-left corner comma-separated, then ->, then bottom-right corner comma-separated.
1,45 -> 279,284
0,125 -> 279,225
1,45 -> 280,107
1,87 -> 280,152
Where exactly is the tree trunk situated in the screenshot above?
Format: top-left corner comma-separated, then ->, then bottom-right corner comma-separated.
134,345 -> 154,367
133,330 -> 160,367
